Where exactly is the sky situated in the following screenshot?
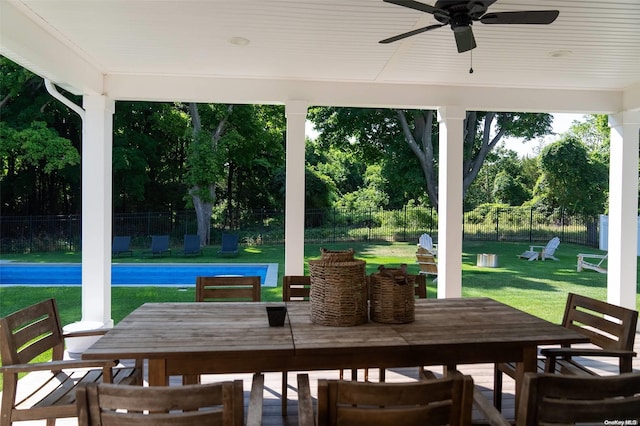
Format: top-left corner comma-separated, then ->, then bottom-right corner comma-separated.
306,112 -> 587,158
500,113 -> 585,158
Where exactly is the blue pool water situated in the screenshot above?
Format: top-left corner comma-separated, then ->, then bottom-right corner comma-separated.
0,263 -> 278,287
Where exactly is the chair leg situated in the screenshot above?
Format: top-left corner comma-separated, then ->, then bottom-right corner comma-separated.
281,371 -> 288,416
493,365 -> 503,412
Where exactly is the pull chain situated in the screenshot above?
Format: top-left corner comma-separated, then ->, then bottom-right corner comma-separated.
469,49 -> 474,74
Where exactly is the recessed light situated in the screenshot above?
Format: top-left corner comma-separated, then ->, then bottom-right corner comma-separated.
548,49 -> 572,58
229,37 -> 250,46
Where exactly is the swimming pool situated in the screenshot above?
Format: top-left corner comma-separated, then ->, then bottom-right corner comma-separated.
0,263 -> 278,287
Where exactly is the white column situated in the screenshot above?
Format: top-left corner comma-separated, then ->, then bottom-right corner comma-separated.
607,111 -> 640,311
436,106 -> 466,298
284,101 -> 308,275
81,94 -> 114,327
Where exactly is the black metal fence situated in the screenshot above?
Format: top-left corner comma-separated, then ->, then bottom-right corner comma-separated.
0,206 -> 599,253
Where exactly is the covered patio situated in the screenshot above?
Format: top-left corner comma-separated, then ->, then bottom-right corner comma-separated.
1,0 -> 638,327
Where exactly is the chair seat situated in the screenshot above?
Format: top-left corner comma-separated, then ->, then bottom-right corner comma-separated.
11,366 -> 139,422
499,356 -> 597,382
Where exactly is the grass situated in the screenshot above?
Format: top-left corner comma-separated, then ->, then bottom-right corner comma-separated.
1,241 -> 637,388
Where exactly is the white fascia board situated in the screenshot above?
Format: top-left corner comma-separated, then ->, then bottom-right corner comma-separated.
0,0 -> 103,95
106,73 -> 622,114
623,82 -> 640,112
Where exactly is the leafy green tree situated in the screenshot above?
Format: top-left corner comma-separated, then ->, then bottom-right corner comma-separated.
1,56 -> 81,215
308,107 -> 552,211
112,102 -> 191,212
185,104 -> 285,243
535,136 -> 608,225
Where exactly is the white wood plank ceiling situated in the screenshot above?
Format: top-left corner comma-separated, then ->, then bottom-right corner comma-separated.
2,0 -> 639,111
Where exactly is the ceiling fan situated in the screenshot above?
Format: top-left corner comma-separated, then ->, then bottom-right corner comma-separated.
380,0 -> 559,53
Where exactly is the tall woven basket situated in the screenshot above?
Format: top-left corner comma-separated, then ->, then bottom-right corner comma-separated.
369,265 -> 415,324
309,248 -> 368,327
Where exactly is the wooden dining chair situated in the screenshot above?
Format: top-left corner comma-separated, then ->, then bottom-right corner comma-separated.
297,371 -> 474,426
76,373 -> 265,426
493,292 -> 638,410
196,275 -> 261,302
519,372 -> 640,426
0,299 -> 141,426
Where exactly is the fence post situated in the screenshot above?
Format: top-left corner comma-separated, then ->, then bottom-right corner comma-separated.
403,205 -> 407,242
333,208 -> 336,243
529,207 -> 533,242
495,207 -> 500,241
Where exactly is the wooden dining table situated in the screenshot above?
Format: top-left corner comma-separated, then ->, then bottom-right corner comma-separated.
83,297 -> 588,405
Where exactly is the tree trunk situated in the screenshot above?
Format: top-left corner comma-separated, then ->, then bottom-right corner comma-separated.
187,103 -> 233,246
191,186 -> 214,245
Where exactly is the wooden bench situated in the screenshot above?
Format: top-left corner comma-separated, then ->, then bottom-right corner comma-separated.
493,292 -> 638,411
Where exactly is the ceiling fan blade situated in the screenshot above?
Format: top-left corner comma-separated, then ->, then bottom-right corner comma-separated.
383,0 -> 444,15
480,10 -> 559,25
379,23 -> 447,44
454,26 -> 476,53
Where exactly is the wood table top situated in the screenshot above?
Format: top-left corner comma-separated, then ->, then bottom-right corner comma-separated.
84,298 -> 588,369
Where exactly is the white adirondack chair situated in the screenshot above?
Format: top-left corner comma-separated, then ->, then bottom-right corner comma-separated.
519,237 -> 560,261
418,233 -> 437,256
577,252 -> 608,273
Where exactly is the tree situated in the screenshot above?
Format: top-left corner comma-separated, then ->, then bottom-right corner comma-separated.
185,104 -> 286,244
308,107 -> 553,211
1,56 -> 82,215
536,136 -> 608,227
397,110 -> 552,211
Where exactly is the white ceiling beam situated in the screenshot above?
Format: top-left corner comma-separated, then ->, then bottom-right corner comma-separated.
106,74 -> 622,113
0,0 -> 103,95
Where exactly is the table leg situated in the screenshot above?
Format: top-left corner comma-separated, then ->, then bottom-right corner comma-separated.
148,359 -> 168,386
514,346 -> 536,413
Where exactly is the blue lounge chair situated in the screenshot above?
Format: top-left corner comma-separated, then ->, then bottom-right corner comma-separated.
143,235 -> 171,257
218,233 -> 239,257
182,234 -> 202,256
112,236 -> 133,257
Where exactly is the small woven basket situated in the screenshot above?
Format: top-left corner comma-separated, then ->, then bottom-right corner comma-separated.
309,248 -> 368,327
369,265 -> 415,324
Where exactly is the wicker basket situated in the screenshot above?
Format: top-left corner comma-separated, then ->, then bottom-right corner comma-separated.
309,251 -> 368,327
369,266 -> 415,324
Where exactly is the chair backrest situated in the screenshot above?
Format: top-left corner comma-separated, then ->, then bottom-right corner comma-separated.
196,276 -> 261,302
183,234 -> 201,252
544,236 -> 560,255
516,372 -> 640,426
151,234 -> 169,251
0,298 -> 64,366
316,372 -> 473,426
221,233 -> 239,251
418,233 -> 434,251
112,236 -> 131,252
416,247 -> 438,276
562,292 -> 638,352
283,275 -> 311,301
76,380 -> 245,426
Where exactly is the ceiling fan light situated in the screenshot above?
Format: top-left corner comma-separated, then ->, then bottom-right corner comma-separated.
548,49 -> 572,58
229,37 -> 250,46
